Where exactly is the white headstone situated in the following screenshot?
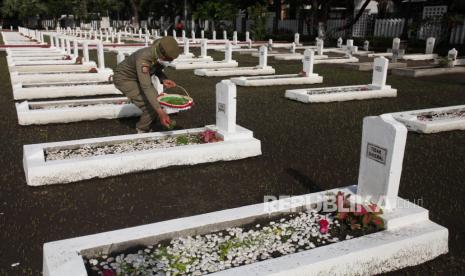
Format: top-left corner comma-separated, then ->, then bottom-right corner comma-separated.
448,48 -> 458,60
183,38 -> 189,55
182,30 -> 186,40
117,51 -> 125,64
138,28 -> 142,39
117,32 -> 121,44
50,35 -> 55,48
97,41 -> 105,70
224,41 -> 232,62
290,42 -> 296,54
302,49 -> 314,77
258,46 -> 268,68
425,37 -> 435,55
163,30 -> 167,37
212,30 -> 216,40
83,42 -> 89,63
233,31 -> 238,45
66,39 -> 71,55
370,57 -> 389,89
216,80 -> 237,133
357,114 -> 407,210
191,30 -> 196,43
392,37 -> 400,50
294,33 -> 300,45
144,33 -> 149,47
73,40 -> 78,57
245,31 -> 250,42
223,30 -> 227,40
346,39 -> 354,47
248,39 -> 252,49
268,39 -> 273,50
172,29 -> 176,39
364,40 -> 369,51
316,39 -> 324,56
200,39 -> 208,58
201,30 -> 205,39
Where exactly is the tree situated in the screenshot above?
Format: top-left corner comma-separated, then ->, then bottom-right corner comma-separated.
2,0 -> 48,27
192,0 -> 236,31
248,3 -> 267,40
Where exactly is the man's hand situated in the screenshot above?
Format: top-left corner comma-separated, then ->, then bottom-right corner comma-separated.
156,108 -> 171,128
163,79 -> 177,88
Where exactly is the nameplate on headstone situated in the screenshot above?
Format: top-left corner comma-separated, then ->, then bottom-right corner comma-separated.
366,143 -> 387,165
218,103 -> 226,113
375,66 -> 382,72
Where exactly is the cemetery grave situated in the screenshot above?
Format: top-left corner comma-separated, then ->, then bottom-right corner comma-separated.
162,41 -> 238,70
390,105 -> 465,133
392,48 -> 465,77
194,46 -> 275,77
231,49 -> 323,86
22,80 -> 261,186
285,57 -> 397,103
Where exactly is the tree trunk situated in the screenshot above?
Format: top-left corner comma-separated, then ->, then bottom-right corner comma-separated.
338,0 -> 370,31
273,0 -> 280,33
130,0 -> 140,29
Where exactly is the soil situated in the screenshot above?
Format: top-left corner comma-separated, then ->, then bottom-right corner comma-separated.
0,45 -> 464,275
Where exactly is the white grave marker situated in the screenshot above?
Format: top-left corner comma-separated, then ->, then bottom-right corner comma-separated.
245,31 -> 250,42
316,39 -> 324,56
357,114 -> 408,210
212,30 -> 216,40
258,46 -> 268,68
233,31 -> 238,45
216,80 -> 236,133
425,37 -> 435,55
200,39 -> 208,58
364,40 -> 369,51
294,33 -> 300,45
223,30 -> 227,40
370,57 -> 389,89
302,49 -> 315,77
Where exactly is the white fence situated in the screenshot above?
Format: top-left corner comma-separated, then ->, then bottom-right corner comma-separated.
450,20 -> 465,44
373,18 -> 405,38
41,19 -> 55,29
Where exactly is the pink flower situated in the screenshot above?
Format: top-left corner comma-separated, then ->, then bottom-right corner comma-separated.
319,219 -> 329,234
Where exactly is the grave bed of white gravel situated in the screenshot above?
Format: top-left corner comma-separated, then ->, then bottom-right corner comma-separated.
44,132 -> 216,161
84,209 -> 378,276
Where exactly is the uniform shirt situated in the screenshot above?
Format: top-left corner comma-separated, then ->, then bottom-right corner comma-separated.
113,47 -> 167,110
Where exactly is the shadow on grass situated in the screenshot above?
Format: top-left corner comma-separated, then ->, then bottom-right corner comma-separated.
285,168 -> 322,193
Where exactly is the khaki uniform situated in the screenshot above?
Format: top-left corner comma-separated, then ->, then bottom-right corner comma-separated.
113,45 -> 167,131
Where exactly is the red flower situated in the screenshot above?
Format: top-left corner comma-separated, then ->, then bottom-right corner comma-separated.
319,219 -> 329,234
354,204 -> 368,216
103,269 -> 116,276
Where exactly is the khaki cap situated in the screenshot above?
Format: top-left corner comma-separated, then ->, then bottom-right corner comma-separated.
156,37 -> 181,60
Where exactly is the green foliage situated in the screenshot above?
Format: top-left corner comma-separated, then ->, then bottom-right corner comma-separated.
175,135 -> 189,145
193,0 -> 236,30
248,3 -> 268,41
335,192 -> 385,230
2,0 -> 48,20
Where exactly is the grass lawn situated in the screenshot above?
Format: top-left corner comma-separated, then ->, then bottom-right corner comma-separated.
0,40 -> 464,275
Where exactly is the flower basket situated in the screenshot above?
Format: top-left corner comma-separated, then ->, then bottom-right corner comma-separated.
157,85 -> 193,110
